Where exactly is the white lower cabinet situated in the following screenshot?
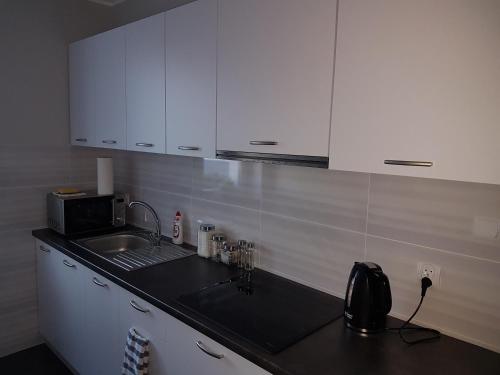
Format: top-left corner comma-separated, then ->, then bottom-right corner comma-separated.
36,240 -> 85,373
35,239 -> 270,375
118,289 -> 170,375
164,314 -> 271,375
81,269 -> 123,375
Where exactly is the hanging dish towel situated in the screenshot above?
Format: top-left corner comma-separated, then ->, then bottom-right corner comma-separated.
122,328 -> 150,375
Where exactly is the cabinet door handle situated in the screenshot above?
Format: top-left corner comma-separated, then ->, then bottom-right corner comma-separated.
249,141 -> 278,146
75,138 -> 87,143
92,277 -> 108,288
102,140 -> 117,145
196,341 -> 224,359
384,160 -> 433,167
39,245 -> 51,253
136,143 -> 154,148
63,259 -> 76,268
178,146 -> 200,151
130,300 -> 150,313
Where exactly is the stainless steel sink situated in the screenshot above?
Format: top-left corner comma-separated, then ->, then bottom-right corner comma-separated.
73,231 -> 195,271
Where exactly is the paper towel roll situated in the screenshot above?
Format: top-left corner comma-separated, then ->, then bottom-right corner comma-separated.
97,158 -> 114,195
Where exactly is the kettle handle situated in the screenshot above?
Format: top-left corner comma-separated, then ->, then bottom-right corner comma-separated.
378,273 -> 392,314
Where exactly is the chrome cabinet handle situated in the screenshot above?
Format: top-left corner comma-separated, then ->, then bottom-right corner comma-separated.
196,341 -> 224,359
92,277 -> 108,288
75,138 -> 87,142
249,141 -> 278,146
130,300 -> 150,313
63,259 -> 76,268
384,160 -> 433,167
136,143 -> 154,148
178,146 -> 200,151
39,245 -> 50,253
102,140 -> 117,145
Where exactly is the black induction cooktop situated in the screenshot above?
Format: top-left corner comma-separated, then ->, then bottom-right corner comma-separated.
178,269 -> 344,353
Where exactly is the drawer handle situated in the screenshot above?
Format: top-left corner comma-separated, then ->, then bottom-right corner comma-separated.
196,341 -> 224,359
249,141 -> 278,146
92,277 -> 108,288
63,259 -> 76,268
102,140 -> 117,145
39,245 -> 51,253
75,138 -> 87,143
130,300 -> 150,313
136,143 -> 154,148
384,160 -> 433,167
178,146 -> 200,151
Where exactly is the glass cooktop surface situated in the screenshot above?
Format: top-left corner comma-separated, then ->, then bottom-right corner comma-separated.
178,270 -> 344,353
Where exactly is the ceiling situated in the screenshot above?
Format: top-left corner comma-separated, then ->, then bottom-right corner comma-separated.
86,0 -> 127,6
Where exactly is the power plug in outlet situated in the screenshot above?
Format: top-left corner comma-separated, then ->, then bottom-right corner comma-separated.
417,262 -> 441,288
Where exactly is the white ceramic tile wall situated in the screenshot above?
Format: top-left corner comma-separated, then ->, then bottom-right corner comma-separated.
109,152 -> 500,353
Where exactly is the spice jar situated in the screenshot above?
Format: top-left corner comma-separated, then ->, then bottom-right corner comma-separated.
197,224 -> 215,258
221,242 -> 238,266
211,234 -> 226,262
237,240 -> 247,268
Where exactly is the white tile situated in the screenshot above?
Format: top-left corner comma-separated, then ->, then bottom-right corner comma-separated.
0,145 -> 70,188
190,198 -> 260,247
368,174 -> 500,261
260,213 -> 365,296
192,158 -> 262,209
366,236 -> 500,351
262,164 -> 369,232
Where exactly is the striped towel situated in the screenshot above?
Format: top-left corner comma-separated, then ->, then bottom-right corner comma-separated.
122,328 -> 150,375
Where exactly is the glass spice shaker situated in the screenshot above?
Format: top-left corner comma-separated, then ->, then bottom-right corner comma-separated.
221,242 -> 238,266
244,241 -> 255,271
211,234 -> 226,262
237,240 -> 247,269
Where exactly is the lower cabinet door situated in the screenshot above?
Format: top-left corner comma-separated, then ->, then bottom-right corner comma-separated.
164,314 -> 271,375
35,241 -> 58,346
80,269 -> 122,375
118,289 -> 169,375
50,249 -> 85,373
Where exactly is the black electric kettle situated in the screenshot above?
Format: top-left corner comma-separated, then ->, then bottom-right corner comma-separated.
344,262 -> 392,333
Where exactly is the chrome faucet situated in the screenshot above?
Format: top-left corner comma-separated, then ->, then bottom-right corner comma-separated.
128,201 -> 162,247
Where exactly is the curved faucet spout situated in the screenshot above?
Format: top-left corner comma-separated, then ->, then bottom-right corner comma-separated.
128,201 -> 162,247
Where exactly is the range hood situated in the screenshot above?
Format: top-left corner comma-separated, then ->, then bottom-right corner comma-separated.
216,150 -> 329,169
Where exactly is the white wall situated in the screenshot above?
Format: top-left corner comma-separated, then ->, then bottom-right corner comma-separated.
0,0 -> 113,357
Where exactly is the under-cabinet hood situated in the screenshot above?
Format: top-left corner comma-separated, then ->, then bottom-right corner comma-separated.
216,150 -> 329,169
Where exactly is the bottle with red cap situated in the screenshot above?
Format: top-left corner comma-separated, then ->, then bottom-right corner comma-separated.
172,211 -> 183,245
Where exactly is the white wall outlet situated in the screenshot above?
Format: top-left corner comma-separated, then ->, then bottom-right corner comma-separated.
417,262 -> 441,288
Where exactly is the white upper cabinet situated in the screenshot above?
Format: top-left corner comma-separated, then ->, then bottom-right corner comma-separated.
69,37 -> 96,147
165,0 -> 217,158
126,13 -> 166,153
330,0 -> 500,184
94,27 -> 126,149
217,0 -> 337,157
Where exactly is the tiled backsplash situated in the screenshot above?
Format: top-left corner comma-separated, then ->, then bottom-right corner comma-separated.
106,150 -> 500,353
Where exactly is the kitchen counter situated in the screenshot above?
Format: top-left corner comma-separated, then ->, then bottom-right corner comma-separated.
32,228 -> 500,375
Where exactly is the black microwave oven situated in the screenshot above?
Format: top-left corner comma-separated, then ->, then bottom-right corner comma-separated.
47,192 -> 128,236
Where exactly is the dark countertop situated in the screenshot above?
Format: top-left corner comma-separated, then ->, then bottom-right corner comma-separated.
32,228 -> 500,375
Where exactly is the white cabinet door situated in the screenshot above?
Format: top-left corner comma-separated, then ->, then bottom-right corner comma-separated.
165,0 -> 217,158
49,249 -> 85,373
69,37 -> 96,147
217,0 -> 336,157
330,0 -> 500,184
118,289 -> 169,375
35,241 -> 58,346
164,314 -> 271,375
126,13 -> 166,154
94,27 -> 126,150
80,269 -> 122,375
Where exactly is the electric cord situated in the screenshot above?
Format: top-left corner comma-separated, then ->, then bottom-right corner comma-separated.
387,277 -> 441,345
